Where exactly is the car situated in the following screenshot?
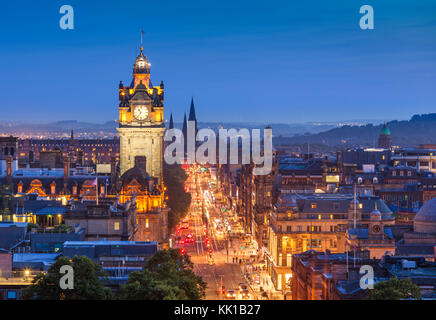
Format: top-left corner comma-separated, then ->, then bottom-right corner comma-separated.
225,290 -> 236,299
238,283 -> 248,291
185,234 -> 194,243
239,289 -> 250,299
220,285 -> 226,295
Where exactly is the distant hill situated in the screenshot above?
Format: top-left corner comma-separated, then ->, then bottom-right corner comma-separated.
277,113 -> 436,148
0,120 -> 377,139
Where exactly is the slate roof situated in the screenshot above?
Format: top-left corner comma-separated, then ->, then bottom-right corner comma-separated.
130,82 -> 152,101
348,227 -> 394,239
415,197 -> 436,223
396,244 -> 436,256
0,176 -> 109,195
0,222 -> 28,251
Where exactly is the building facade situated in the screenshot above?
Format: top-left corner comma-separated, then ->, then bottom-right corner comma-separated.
117,46 -> 165,183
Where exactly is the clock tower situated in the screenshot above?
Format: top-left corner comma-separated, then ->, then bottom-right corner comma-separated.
117,45 -> 165,184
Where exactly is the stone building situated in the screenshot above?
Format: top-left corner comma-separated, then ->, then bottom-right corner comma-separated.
0,137 -> 18,176
117,45 -> 165,182
64,199 -> 138,241
266,193 -> 394,290
119,156 -> 168,242
377,123 -> 392,149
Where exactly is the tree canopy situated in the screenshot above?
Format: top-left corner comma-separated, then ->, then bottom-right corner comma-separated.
118,249 -> 206,300
163,163 -> 191,230
21,255 -> 113,300
366,278 -> 422,300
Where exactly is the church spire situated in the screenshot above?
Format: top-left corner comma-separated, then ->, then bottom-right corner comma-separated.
188,97 -> 197,122
169,113 -> 174,129
182,113 -> 187,135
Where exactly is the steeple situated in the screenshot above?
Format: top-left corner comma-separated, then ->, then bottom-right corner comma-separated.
169,113 -> 174,129
182,113 -> 187,135
188,97 -> 197,122
182,112 -> 188,156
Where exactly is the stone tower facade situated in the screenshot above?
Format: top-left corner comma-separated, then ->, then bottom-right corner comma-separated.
117,45 -> 165,184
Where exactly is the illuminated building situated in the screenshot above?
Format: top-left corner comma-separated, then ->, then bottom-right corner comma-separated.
265,193 -> 394,291
64,199 -> 138,241
18,136 -> 120,167
391,146 -> 436,174
116,43 -> 168,243
117,44 -> 165,182
118,156 -> 168,242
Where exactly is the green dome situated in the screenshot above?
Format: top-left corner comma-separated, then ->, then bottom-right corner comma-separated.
380,124 -> 390,135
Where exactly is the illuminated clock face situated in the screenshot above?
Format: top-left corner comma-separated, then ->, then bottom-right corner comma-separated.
134,106 -> 148,120
137,59 -> 145,68
372,225 -> 381,233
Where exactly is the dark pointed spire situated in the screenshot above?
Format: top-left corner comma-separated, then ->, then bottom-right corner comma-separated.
188,97 -> 197,122
182,113 -> 187,134
169,113 -> 174,129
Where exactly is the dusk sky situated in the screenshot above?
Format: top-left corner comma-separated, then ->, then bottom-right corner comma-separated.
0,0 -> 435,124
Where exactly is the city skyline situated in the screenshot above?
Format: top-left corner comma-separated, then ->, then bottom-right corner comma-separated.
2,0 -> 436,304
1,0 -> 435,123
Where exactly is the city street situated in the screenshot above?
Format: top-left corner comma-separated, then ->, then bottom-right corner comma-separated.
174,165 -> 259,300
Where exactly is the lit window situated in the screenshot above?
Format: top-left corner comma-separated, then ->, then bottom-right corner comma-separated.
311,203 -> 317,209
146,219 -> 149,229
114,222 -> 120,231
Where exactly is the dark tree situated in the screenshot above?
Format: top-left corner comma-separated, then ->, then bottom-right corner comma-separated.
366,278 -> 422,300
163,163 -> 191,230
21,255 -> 113,300
118,249 -> 206,300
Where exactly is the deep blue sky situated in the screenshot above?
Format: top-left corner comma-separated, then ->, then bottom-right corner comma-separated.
0,0 -> 435,124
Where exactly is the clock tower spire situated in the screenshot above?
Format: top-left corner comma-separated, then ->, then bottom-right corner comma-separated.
117,41 -> 165,184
